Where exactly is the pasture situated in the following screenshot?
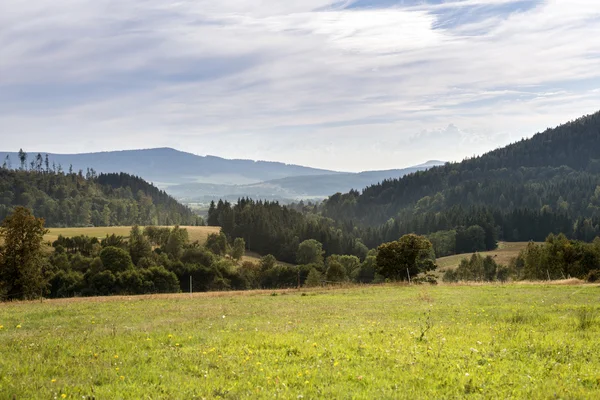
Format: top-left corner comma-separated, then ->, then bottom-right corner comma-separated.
43,226 -> 221,244
1,284 -> 599,399
436,242 -> 532,271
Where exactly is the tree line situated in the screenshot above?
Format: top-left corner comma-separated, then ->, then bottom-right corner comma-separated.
0,208 -> 441,300
0,166 -> 202,227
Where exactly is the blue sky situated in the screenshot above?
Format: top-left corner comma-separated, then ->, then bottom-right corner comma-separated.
1,0 -> 600,172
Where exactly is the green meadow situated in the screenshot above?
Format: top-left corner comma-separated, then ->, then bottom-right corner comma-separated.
1,284 -> 599,399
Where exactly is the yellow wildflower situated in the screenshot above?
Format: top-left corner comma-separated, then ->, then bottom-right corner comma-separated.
61,395 -> 67,399
120,376 -> 125,381
114,355 -> 119,359
16,324 -> 21,329
51,379 -> 57,383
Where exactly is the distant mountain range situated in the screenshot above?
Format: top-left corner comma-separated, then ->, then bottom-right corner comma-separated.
166,160 -> 445,202
0,148 -> 338,186
0,148 -> 444,203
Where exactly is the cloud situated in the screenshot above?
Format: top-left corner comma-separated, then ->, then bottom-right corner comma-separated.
1,0 -> 600,171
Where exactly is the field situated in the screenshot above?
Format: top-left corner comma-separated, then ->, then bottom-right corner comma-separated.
436,242 -> 533,270
43,226 -> 221,244
1,284 -> 599,399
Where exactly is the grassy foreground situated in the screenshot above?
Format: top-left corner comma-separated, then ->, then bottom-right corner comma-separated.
1,285 -> 599,399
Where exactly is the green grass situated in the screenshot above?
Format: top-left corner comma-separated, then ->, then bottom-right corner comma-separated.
44,226 -> 221,244
436,242 -> 535,270
1,284 -> 599,399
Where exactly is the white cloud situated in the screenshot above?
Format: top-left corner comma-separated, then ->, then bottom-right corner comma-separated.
1,0 -> 600,171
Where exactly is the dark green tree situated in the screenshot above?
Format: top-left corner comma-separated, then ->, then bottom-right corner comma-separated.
376,234 -> 435,281
0,207 -> 49,299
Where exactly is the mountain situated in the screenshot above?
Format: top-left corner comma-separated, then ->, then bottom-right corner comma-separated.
166,161 -> 445,202
0,148 -> 340,187
0,168 -> 201,227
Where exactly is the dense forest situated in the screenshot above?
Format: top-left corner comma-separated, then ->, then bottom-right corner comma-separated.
0,165 -> 202,227
208,111 -> 600,262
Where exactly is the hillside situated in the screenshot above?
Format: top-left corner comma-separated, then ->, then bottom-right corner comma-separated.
166,161 -> 445,202
206,111 -> 600,263
0,168 -> 201,227
321,111 -> 600,242
0,148 -> 340,187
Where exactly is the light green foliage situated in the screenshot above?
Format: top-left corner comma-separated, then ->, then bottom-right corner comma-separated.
231,238 -> 246,261
325,260 -> 346,283
427,230 -> 456,258
164,226 -> 189,259
326,255 -> 360,278
259,254 -> 277,271
205,232 -> 229,256
304,268 -> 322,287
0,285 -> 598,398
296,239 -> 325,266
128,225 -> 152,265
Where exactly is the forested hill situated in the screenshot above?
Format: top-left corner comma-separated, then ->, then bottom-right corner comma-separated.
206,111 -> 600,264
0,168 -> 201,227
322,111 -> 600,231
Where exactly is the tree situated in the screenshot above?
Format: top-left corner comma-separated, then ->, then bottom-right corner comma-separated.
259,254 -> 277,271
99,246 -> 133,274
207,201 -> 219,226
164,226 -> 189,259
325,260 -> 346,283
304,268 -> 322,287
0,207 -> 49,299
205,232 -> 228,256
18,148 -> 27,170
231,237 -> 245,261
296,239 -> 325,265
128,225 -> 152,265
375,234 -> 435,281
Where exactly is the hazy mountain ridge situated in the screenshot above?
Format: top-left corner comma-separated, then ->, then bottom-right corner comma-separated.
0,148 -> 341,187
165,161 -> 445,202
0,148 -> 443,203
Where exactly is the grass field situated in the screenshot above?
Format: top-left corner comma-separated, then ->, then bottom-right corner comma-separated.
43,226 -> 221,244
1,284 -> 599,399
242,251 -> 295,267
436,242 -> 533,270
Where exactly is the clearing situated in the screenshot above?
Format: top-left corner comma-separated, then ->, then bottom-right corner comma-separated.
1,284 -> 599,398
43,226 -> 220,244
436,241 -> 534,271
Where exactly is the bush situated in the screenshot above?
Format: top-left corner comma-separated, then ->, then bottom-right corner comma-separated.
413,273 -> 438,285
304,268 -> 322,287
100,246 -> 133,273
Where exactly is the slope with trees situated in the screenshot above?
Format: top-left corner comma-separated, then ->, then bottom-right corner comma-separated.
0,166 -> 201,227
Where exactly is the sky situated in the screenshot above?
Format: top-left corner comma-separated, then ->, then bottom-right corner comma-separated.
1,0 -> 600,172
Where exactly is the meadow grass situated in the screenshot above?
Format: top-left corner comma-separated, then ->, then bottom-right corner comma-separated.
1,284 -> 599,399
436,242 -> 535,270
43,226 -> 220,244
